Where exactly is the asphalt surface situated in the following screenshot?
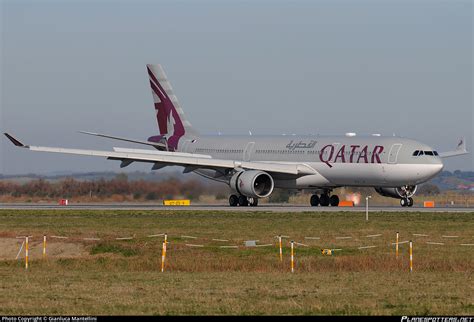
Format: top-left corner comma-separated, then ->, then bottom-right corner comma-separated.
0,203 -> 473,212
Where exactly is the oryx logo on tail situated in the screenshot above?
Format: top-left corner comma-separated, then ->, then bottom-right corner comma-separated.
146,64 -> 196,151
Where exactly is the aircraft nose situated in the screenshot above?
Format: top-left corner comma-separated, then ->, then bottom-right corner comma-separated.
429,162 -> 444,177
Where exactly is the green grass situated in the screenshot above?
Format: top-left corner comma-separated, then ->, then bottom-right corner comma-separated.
0,209 -> 472,315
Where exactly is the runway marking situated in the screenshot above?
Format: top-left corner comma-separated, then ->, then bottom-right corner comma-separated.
147,234 -> 165,238
460,243 -> 474,246
442,235 -> 459,238
185,244 -> 204,247
358,245 -> 377,249
83,238 -> 101,241
256,244 -> 273,247
294,242 -> 309,247
181,235 -> 198,239
391,240 -> 409,245
50,235 -> 68,239
219,245 -> 239,249
365,234 -> 382,238
426,242 -> 444,245
15,241 -> 25,260
413,234 -> 429,237
336,236 -> 352,240
212,239 -> 229,242
116,237 -> 133,240
304,237 -> 320,240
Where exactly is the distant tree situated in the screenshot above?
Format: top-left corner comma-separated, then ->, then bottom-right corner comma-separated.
145,191 -> 158,200
418,183 -> 440,195
268,189 -> 291,203
115,173 -> 129,182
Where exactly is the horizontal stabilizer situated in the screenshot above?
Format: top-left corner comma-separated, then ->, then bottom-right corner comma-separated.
79,131 -> 167,150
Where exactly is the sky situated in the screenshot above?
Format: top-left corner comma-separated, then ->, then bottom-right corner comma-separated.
1,0 -> 472,175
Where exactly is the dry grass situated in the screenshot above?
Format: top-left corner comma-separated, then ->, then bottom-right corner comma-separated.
0,209 -> 472,315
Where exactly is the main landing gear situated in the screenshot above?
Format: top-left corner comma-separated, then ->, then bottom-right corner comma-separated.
310,192 -> 339,207
229,194 -> 258,207
400,197 -> 414,207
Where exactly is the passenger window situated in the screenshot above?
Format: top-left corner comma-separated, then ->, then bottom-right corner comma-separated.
425,151 -> 434,156
412,151 -> 419,156
418,151 -> 424,156
433,151 -> 439,156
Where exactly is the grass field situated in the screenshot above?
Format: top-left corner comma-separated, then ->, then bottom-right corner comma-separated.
0,209 -> 472,315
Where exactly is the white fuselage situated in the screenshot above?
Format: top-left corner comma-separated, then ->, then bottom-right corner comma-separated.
177,134 -> 444,189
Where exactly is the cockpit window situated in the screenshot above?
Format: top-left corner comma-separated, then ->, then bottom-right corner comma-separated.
413,150 -> 438,157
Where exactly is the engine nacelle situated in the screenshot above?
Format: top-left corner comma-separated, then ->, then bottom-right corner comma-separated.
229,170 -> 274,198
374,185 -> 417,199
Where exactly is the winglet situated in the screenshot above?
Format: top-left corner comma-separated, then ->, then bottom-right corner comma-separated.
3,133 -> 28,148
439,137 -> 469,158
456,137 -> 467,152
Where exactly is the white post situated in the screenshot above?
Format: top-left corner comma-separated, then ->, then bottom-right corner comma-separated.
365,196 -> 372,221
290,241 -> 294,273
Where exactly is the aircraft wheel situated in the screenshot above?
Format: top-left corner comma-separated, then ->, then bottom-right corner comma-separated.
229,195 -> 239,207
238,195 -> 249,207
319,194 -> 330,207
329,195 -> 340,207
310,194 -> 320,207
400,198 -> 408,207
407,197 -> 414,207
249,197 -> 259,207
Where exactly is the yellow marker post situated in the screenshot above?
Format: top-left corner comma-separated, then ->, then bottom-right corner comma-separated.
396,232 -> 399,259
409,241 -> 413,272
43,235 -> 46,259
290,240 -> 294,273
25,237 -> 29,270
164,233 -> 168,244
161,242 -> 167,272
278,235 -> 282,262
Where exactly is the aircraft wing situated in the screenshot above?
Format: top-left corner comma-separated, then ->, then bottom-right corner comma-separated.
439,137 -> 469,158
78,131 -> 167,150
3,133 -> 319,176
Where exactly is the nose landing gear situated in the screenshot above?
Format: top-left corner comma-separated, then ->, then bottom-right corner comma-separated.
400,197 -> 414,207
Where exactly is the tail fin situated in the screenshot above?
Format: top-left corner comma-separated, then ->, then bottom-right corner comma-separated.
146,64 -> 197,151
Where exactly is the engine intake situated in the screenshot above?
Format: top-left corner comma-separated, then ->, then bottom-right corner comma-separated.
230,170 -> 274,198
374,186 -> 417,199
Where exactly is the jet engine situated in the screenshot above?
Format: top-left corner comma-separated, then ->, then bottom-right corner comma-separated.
229,170 -> 274,198
374,185 -> 417,199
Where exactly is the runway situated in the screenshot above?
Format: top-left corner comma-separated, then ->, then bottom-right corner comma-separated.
1,203 -> 473,212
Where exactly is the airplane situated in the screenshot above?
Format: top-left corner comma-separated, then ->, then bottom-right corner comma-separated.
4,64 -> 469,207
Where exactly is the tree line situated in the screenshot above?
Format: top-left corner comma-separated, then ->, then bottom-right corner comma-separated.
0,175 -> 228,201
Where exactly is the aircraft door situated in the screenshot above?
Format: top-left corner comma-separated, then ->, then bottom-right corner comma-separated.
388,144 -> 402,164
243,142 -> 255,161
